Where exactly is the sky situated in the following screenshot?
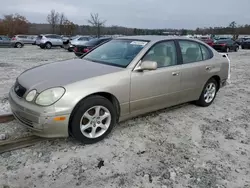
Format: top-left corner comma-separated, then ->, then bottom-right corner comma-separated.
1,0 -> 250,29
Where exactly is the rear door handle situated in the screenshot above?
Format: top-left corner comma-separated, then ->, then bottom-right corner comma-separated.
172,72 -> 180,76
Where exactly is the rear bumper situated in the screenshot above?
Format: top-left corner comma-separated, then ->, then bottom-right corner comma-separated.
213,46 -> 226,51
74,52 -> 84,57
8,87 -> 69,138
220,79 -> 227,88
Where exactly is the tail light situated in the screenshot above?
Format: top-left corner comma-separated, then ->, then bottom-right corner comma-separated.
220,43 -> 226,46
83,48 -> 91,53
74,47 -> 78,52
12,37 -> 16,40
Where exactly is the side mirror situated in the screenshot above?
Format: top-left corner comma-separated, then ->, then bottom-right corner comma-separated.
135,60 -> 157,71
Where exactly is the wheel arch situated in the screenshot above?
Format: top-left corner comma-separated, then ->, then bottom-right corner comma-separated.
45,41 -> 52,46
209,75 -> 221,91
68,92 -> 121,135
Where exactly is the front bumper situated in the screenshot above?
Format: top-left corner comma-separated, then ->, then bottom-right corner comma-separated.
8,87 -> 69,138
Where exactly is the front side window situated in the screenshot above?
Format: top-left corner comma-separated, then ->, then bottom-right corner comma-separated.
83,39 -> 148,68
179,40 -> 203,64
142,41 -> 177,68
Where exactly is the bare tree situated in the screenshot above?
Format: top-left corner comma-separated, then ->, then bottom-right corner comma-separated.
59,13 -> 67,35
0,14 -> 29,36
88,13 -> 106,37
47,9 -> 59,34
63,20 -> 76,35
229,21 -> 237,39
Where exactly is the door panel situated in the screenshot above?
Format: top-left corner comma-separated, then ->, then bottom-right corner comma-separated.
130,66 -> 181,114
179,61 -> 213,103
178,40 -> 221,103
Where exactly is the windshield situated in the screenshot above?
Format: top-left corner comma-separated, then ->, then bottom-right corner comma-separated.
83,39 -> 148,68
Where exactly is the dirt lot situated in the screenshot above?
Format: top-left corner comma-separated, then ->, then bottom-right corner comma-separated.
0,46 -> 249,188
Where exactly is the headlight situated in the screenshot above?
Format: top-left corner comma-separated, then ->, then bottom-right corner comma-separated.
25,90 -> 37,102
35,87 -> 65,106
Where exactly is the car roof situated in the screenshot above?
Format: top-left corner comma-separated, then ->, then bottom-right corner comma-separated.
116,35 -> 199,42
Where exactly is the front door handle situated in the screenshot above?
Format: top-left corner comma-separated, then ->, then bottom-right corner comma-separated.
206,66 -> 212,70
172,72 -> 180,76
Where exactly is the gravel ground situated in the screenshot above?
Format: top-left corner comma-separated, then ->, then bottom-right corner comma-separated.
0,46 -> 250,188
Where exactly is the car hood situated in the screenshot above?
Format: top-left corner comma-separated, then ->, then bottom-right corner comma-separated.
18,59 -> 124,92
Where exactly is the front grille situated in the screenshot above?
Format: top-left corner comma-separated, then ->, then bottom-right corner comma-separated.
13,111 -> 34,127
14,81 -> 26,98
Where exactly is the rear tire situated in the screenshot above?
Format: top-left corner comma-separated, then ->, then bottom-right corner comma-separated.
70,95 -> 117,144
242,46 -> 245,49
195,78 -> 218,107
45,42 -> 52,49
15,42 -> 22,48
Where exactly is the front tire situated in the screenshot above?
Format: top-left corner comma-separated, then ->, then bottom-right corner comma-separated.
196,78 -> 218,107
70,95 -> 117,144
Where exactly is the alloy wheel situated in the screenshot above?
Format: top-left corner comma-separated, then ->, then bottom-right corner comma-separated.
204,83 -> 216,103
16,43 -> 22,48
80,105 -> 111,139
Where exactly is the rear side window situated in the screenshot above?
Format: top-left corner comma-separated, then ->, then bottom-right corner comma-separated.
199,44 -> 212,60
179,40 -> 203,64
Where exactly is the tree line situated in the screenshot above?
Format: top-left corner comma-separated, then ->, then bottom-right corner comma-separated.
1,11 -> 250,37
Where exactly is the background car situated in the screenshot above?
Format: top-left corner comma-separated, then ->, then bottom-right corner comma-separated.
235,37 -> 250,46
0,35 -> 24,48
74,37 -> 112,57
66,36 -> 93,52
0,35 -> 13,47
201,38 -> 215,47
241,39 -> 250,49
61,35 -> 72,43
212,39 -> 239,52
35,34 -> 63,49
11,35 -> 37,45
